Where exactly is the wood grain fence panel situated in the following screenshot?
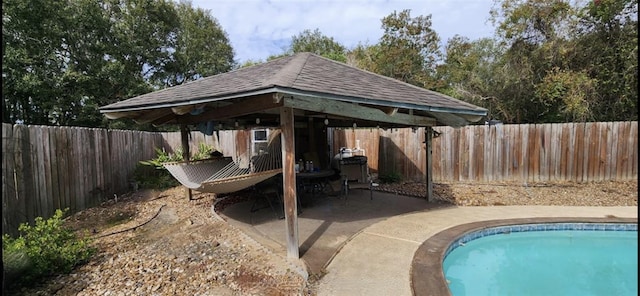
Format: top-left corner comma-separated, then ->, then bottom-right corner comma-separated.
520,124 -> 528,182
445,127 -> 455,181
620,121 -> 631,179
549,123 -> 557,181
94,129 -> 105,202
540,124 -> 551,182
48,127 -> 61,211
432,128 -> 442,181
81,128 -> 91,209
626,122 -> 636,179
58,127 -> 70,211
103,129 -> 113,197
431,128 -> 440,181
43,127 -> 55,216
604,122 -> 614,180
558,124 -> 569,181
30,127 -> 44,217
409,129 -> 422,180
473,127 -> 483,181
86,129 -> 97,207
613,122 -> 624,179
76,128 -> 85,211
631,122 -> 638,178
597,123 -> 607,181
2,125 -> 16,235
52,127 -> 63,210
571,123 -> 582,182
531,125 -> 541,183
507,125 -> 518,180
501,125 -> 511,180
587,123 -> 598,181
365,128 -> 380,173
513,124 -> 523,181
449,127 -> 460,181
495,125 -> 504,181
463,126 -> 471,181
483,126 -> 492,181
568,123 -> 577,181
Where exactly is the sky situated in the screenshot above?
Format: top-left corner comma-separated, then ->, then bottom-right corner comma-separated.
190,0 -> 497,64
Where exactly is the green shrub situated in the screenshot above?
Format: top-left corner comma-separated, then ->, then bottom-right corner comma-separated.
2,209 -> 95,291
379,171 -> 403,184
135,144 -> 218,190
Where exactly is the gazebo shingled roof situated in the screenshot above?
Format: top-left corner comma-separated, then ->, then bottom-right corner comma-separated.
100,52 -> 487,128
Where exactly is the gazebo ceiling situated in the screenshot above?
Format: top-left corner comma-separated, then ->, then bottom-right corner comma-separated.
100,52 -> 487,128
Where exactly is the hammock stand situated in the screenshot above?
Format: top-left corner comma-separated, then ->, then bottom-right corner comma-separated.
163,131 -> 282,194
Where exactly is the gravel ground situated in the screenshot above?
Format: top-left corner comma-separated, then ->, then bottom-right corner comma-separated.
8,180 -> 637,295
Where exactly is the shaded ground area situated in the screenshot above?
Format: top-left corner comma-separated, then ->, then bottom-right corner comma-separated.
219,188 -> 451,278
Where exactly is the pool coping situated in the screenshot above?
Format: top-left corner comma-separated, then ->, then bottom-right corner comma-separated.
410,217 -> 638,296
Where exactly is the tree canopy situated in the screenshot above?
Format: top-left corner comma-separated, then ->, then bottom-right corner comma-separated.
2,0 -> 234,128
3,0 -> 636,128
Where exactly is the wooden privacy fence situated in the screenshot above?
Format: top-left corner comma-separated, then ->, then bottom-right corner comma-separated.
3,121 -> 637,235
2,124 -> 164,236
333,121 -> 637,183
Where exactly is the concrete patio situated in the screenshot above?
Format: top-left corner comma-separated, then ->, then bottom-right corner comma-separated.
218,189 -> 638,295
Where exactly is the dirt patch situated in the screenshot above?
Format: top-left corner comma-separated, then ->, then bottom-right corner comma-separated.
14,180 -> 637,295
377,180 -> 638,206
16,187 -> 309,296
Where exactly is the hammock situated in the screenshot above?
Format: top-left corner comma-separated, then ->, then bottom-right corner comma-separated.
163,130 -> 282,194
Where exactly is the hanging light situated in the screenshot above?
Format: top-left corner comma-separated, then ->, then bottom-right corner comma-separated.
352,122 -> 357,128
234,120 -> 239,127
218,123 -> 223,130
324,117 -> 329,126
256,118 -> 261,124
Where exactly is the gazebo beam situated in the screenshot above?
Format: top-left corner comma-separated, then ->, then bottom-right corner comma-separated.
280,107 -> 299,259
284,95 -> 436,127
178,94 -> 283,125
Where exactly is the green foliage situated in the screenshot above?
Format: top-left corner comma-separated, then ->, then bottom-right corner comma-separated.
135,144 -> 217,189
379,171 -> 403,184
376,9 -> 443,89
290,28 -> 347,62
2,209 -> 95,291
2,0 -> 235,128
135,147 -> 183,189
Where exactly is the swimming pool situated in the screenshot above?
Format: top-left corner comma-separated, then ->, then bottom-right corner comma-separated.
410,218 -> 639,296
443,223 -> 638,296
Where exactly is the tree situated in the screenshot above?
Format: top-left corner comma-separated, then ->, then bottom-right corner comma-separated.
348,10 -> 443,89
2,0 -> 236,128
572,0 -> 637,121
485,0 -> 637,123
152,0 -> 235,87
290,28 -> 347,62
437,36 -> 507,121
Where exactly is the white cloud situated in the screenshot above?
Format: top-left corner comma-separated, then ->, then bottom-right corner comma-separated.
190,0 -> 495,63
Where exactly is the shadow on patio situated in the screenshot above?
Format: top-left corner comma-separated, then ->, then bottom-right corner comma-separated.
218,189 -> 453,277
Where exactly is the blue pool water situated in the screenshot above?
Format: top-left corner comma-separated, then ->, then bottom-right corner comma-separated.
443,224 -> 638,296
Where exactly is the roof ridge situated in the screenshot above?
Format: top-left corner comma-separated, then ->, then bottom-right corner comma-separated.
267,52 -> 311,87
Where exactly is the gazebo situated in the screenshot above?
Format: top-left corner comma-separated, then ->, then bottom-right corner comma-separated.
99,52 -> 487,259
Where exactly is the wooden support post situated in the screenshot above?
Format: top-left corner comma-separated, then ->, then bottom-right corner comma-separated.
425,127 -> 433,202
180,124 -> 193,200
280,107 -> 299,259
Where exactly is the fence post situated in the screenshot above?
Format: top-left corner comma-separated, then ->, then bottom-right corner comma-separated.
425,127 -> 433,202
